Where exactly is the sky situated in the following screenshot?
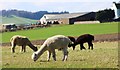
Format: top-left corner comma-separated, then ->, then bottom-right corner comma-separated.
0,0 -> 119,13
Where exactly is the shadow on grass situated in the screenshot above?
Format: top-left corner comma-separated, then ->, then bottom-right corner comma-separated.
39,60 -> 48,62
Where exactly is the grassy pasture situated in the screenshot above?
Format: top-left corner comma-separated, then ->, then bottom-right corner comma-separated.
2,41 -> 118,69
2,22 -> 119,43
1,16 -> 37,24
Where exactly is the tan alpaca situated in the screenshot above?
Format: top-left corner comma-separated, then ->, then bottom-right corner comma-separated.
10,35 -> 38,53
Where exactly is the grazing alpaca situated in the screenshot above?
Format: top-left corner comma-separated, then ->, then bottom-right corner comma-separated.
68,34 -> 94,50
10,35 -> 38,53
32,35 -> 72,61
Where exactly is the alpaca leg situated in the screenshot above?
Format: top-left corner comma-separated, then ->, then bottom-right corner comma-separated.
80,43 -> 86,50
88,42 -> 93,50
21,45 -> 26,52
11,43 -> 16,53
91,43 -> 93,50
23,45 -> 26,52
80,44 -> 82,50
47,51 -> 51,61
73,45 -> 75,50
52,50 -> 56,61
20,46 -> 24,52
88,42 -> 90,49
90,42 -> 93,50
62,48 -> 68,61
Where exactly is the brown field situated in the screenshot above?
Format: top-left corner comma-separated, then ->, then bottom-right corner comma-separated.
2,33 -> 119,46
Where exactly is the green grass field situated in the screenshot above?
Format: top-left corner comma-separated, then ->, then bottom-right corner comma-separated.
2,42 -> 118,69
1,16 -> 37,24
2,22 -> 119,43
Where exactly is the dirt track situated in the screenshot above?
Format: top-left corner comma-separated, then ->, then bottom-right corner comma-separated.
2,33 -> 120,46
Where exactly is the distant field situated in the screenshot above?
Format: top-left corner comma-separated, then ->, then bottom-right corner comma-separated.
1,16 -> 37,24
2,22 -> 119,43
2,42 -> 118,69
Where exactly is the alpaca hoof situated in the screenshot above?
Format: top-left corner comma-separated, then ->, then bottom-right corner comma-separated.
54,59 -> 56,61
47,60 -> 50,62
12,51 -> 15,53
62,59 -> 67,61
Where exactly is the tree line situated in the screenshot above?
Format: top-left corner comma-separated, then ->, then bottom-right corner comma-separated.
95,9 -> 115,23
0,9 -> 69,20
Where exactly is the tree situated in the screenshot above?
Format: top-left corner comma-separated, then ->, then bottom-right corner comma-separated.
96,9 -> 115,23
1,9 -> 69,20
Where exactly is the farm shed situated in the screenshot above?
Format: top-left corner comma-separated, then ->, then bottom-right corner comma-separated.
40,12 -> 96,24
69,12 -> 96,24
113,2 -> 120,19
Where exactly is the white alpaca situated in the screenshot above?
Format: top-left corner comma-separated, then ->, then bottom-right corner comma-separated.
32,35 -> 72,61
10,35 -> 38,53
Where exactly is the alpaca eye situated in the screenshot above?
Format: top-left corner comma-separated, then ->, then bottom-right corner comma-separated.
35,53 -> 37,56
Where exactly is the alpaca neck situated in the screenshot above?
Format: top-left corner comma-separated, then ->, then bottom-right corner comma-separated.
36,44 -> 47,57
27,43 -> 36,51
74,41 -> 79,46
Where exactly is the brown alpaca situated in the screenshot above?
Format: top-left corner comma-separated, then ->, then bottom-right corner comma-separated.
10,35 -> 38,53
68,34 -> 94,50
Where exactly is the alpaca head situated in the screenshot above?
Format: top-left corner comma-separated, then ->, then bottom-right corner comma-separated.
68,43 -> 75,50
32,52 -> 39,62
68,36 -> 76,50
68,43 -> 72,47
34,47 -> 38,52
68,36 -> 76,43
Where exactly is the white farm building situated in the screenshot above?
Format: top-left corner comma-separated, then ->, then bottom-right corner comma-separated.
113,2 -> 120,19
40,12 -> 96,24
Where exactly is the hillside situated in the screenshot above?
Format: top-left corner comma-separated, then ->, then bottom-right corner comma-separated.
1,15 -> 38,24
1,10 -> 69,20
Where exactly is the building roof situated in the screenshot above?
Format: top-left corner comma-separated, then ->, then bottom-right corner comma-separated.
2,23 -> 15,25
43,12 -> 89,20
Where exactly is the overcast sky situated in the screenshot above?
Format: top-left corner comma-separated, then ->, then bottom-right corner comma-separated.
0,0 -> 119,13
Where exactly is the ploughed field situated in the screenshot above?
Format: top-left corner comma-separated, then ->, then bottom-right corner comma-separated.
2,33 -> 119,46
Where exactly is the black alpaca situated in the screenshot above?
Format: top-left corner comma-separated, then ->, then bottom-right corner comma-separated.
68,34 -> 94,50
